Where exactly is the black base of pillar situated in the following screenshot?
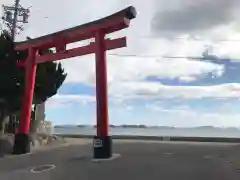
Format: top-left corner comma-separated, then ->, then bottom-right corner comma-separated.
93,136 -> 112,159
12,133 -> 30,155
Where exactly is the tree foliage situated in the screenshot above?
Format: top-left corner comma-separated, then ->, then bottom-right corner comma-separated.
0,31 -> 23,115
0,31 -> 67,116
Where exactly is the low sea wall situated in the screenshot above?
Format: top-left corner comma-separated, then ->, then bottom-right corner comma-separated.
56,134 -> 240,143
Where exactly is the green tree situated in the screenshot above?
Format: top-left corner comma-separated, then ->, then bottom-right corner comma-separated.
0,31 -> 67,137
0,31 -> 23,136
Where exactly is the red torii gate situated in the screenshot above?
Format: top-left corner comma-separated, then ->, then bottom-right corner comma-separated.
12,6 -> 136,159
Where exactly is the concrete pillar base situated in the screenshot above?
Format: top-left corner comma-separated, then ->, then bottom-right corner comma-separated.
12,133 -> 30,154
93,136 -> 112,159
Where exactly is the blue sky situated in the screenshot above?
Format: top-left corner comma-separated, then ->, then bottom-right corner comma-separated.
2,0 -> 240,127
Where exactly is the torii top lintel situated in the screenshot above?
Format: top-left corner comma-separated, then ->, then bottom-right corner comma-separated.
15,6 -> 136,64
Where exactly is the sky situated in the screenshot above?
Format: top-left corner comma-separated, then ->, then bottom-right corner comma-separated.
2,0 -> 240,127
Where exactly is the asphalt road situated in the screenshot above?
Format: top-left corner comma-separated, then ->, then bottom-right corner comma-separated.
0,140 -> 240,180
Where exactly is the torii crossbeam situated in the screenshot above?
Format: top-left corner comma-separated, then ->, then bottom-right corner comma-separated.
12,6 -> 137,159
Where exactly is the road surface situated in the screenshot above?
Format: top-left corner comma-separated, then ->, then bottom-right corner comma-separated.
0,140 -> 240,180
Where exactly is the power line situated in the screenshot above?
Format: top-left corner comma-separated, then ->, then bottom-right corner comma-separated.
108,53 -> 240,61
108,53 -> 205,60
108,53 -> 163,58
139,35 -> 240,43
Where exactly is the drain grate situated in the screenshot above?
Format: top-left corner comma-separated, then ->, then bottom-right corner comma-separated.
30,165 -> 56,173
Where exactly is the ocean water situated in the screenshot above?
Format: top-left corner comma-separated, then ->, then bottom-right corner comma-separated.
53,127 -> 240,138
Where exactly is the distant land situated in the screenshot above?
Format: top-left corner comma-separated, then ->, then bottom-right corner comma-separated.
53,125 -> 240,130
54,124 -> 172,128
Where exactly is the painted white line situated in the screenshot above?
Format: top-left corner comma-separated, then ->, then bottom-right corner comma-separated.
203,155 -> 213,159
1,152 -> 33,160
163,152 -> 173,155
30,164 -> 56,173
92,154 -> 121,162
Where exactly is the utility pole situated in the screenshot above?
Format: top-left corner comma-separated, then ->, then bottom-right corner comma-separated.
11,0 -> 20,41
1,0 -> 30,134
1,0 -> 30,41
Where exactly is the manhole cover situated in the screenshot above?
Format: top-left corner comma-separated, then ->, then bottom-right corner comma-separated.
30,165 -> 56,173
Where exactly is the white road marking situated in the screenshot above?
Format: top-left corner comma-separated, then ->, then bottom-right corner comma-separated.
30,164 -> 56,173
203,155 -> 213,159
1,152 -> 33,160
163,152 -> 173,155
92,154 -> 121,162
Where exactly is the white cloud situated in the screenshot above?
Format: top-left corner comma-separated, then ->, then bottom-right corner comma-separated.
48,81 -> 240,103
4,1 -> 240,103
145,102 -> 240,127
179,76 -> 197,82
146,104 -> 196,116
46,94 -> 96,109
60,55 -> 96,85
5,0 -> 240,88
152,0 -> 240,36
3,0 -> 226,86
109,81 -> 240,100
109,55 -> 223,81
60,52 -> 224,86
46,94 -> 240,127
4,0 -> 240,127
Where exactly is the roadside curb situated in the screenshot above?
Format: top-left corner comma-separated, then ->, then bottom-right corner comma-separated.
56,134 -> 240,143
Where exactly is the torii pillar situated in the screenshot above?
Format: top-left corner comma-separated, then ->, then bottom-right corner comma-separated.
12,6 -> 136,159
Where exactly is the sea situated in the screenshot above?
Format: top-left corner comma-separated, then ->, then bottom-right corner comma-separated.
53,126 -> 240,138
